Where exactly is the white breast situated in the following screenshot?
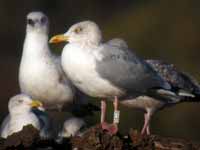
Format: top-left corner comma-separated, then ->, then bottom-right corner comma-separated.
20,60 -> 60,104
1,113 -> 40,138
61,44 -> 123,98
19,33 -> 74,108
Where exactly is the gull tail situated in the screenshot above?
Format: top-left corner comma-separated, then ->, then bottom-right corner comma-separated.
148,88 -> 200,104
179,90 -> 200,102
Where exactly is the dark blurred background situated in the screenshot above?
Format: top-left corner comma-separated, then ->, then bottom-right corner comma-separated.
0,0 -> 200,142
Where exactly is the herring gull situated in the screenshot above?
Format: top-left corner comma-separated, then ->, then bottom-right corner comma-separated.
0,94 -> 52,139
49,21 -> 172,134
19,12 -> 74,110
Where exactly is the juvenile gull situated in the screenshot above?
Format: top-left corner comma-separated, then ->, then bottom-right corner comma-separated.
50,21 -> 173,134
19,12 -> 74,110
0,94 -> 52,139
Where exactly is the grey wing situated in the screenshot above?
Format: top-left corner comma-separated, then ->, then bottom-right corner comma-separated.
107,38 -> 128,49
96,45 -> 170,94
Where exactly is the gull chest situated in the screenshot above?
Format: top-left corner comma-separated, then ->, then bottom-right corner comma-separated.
9,113 -> 40,134
19,58 -> 57,99
62,45 -> 123,98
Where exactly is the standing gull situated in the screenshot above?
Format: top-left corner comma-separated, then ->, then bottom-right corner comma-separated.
19,12 -> 74,110
49,21 -> 172,134
0,94 -> 52,139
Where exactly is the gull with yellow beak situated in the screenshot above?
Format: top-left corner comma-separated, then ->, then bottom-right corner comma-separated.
49,21 -> 173,135
0,94 -> 52,139
19,11 -> 74,110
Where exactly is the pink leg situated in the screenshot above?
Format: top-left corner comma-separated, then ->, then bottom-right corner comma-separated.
101,100 -> 106,123
101,100 -> 110,131
113,96 -> 118,112
111,96 -> 120,134
146,123 -> 150,135
141,112 -> 151,135
101,97 -> 120,135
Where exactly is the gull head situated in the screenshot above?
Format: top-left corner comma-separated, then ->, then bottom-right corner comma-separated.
50,21 -> 102,46
26,11 -> 49,34
8,94 -> 43,115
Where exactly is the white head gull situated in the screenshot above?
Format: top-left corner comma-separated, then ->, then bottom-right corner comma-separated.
49,21 -> 173,135
0,94 -> 52,139
19,12 -> 75,111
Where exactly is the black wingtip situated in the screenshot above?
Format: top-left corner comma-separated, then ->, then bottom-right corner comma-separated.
180,93 -> 200,102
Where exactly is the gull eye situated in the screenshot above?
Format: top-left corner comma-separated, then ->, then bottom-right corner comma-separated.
74,27 -> 82,33
18,99 -> 23,103
41,16 -> 47,24
27,19 -> 35,26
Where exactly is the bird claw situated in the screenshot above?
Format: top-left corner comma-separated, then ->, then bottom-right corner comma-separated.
101,122 -> 118,135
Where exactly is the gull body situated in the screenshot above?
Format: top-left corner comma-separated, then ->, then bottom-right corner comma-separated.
107,38 -> 165,110
59,22 -> 169,99
62,43 -> 125,98
0,94 -> 51,138
19,12 -> 74,110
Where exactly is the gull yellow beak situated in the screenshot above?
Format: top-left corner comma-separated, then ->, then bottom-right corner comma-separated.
49,34 -> 69,43
30,100 -> 43,108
